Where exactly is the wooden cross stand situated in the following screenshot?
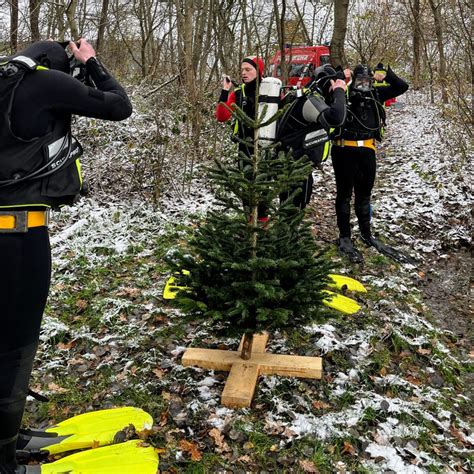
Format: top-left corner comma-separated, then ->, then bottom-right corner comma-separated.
182,332 -> 322,408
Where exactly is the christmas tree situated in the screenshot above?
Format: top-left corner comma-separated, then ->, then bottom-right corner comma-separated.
167,100 -> 333,359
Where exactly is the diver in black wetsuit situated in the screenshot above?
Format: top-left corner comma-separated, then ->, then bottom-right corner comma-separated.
331,64 -> 408,263
0,39 -> 132,473
277,65 -> 347,209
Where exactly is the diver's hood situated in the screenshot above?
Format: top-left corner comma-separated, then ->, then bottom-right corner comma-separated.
16,41 -> 69,73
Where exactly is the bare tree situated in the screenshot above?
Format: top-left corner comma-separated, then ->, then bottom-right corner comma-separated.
10,0 -> 19,51
29,0 -> 41,41
427,0 -> 448,102
330,0 -> 350,67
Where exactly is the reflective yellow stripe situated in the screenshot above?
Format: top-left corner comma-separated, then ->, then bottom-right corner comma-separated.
0,210 -> 49,229
75,159 -> 83,187
0,203 -> 51,209
322,140 -> 331,161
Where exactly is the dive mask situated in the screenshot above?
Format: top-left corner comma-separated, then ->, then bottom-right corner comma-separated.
352,65 -> 373,93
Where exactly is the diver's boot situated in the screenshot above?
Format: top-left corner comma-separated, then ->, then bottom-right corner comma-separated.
337,237 -> 363,264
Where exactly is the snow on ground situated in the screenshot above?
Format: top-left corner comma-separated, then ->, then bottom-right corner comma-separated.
32,89 -> 472,472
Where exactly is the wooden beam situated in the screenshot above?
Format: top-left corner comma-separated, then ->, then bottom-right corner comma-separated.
182,348 -> 322,379
221,362 -> 260,408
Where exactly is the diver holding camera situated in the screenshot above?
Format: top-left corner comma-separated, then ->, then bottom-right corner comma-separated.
0,38 -> 131,473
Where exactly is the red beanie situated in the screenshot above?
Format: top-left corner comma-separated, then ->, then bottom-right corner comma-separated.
242,55 -> 264,78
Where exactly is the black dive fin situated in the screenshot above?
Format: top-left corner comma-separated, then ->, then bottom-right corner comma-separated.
362,236 -> 417,265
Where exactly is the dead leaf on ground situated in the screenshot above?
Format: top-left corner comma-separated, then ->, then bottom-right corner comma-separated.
417,348 -> 432,356
299,459 -> 319,473
117,287 -> 141,298
208,428 -> 231,453
153,367 -> 165,379
57,340 -> 76,350
450,424 -> 472,447
312,400 -> 331,410
179,439 -> 202,461
342,440 -> 357,456
47,382 -> 68,394
75,299 -> 88,311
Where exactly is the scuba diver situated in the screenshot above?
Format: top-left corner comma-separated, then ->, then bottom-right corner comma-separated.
0,39 -> 132,473
331,63 -> 409,263
276,64 -> 347,209
215,55 -> 269,222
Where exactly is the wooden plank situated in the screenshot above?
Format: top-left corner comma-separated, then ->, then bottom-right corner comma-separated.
259,354 -> 322,379
182,348 -> 322,379
237,332 -> 269,353
182,348 -> 241,371
221,362 -> 259,408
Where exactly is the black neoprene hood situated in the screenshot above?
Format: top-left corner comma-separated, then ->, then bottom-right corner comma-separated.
17,41 -> 69,73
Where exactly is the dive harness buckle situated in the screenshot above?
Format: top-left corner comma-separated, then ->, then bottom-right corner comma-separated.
0,210 -> 50,233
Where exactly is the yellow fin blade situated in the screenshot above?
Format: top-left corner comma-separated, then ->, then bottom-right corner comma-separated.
327,274 -> 367,293
42,440 -> 159,474
42,407 -> 153,455
322,290 -> 361,315
163,270 -> 190,300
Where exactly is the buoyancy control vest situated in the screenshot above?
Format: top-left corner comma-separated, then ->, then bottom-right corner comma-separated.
276,90 -> 331,167
337,87 -> 386,141
0,56 -> 83,209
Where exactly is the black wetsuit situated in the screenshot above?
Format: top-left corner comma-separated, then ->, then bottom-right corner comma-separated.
0,44 -> 131,472
278,87 -> 346,209
331,67 -> 408,238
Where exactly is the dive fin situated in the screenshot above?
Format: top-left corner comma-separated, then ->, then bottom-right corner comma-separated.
322,290 -> 361,315
39,439 -> 159,474
17,407 -> 153,456
327,274 -> 367,293
163,269 -> 190,300
361,236 -> 417,265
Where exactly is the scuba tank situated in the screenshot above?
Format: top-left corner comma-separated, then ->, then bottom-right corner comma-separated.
257,77 -> 282,148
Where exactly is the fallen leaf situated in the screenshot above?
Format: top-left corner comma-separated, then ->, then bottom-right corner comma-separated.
312,400 -> 331,410
76,299 -> 88,310
208,428 -> 231,453
47,382 -> 68,394
450,424 -> 472,446
417,348 -> 431,356
341,440 -> 356,456
117,287 -> 141,298
379,367 -> 387,376
243,441 -> 254,450
179,439 -> 202,461
57,341 -> 76,350
153,368 -> 165,379
91,440 -> 101,449
299,459 -> 319,473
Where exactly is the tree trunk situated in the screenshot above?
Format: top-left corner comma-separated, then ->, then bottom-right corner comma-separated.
10,0 -> 19,52
241,332 -> 254,360
330,0 -> 350,67
428,0 -> 448,103
273,0 -> 287,83
29,0 -> 41,42
412,0 -> 422,90
96,0 -> 110,54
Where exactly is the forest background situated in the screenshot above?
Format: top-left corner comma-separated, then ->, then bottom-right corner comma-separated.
1,0 -> 471,201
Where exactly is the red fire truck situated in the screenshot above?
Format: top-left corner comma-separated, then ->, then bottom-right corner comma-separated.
267,45 -> 331,87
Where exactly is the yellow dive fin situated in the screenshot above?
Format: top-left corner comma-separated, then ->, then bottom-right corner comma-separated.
327,274 -> 367,293
42,440 -> 159,474
322,290 -> 361,315
18,407 -> 153,455
163,269 -> 190,300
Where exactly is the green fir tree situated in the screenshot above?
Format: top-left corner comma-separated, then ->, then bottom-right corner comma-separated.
167,100 -> 333,357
